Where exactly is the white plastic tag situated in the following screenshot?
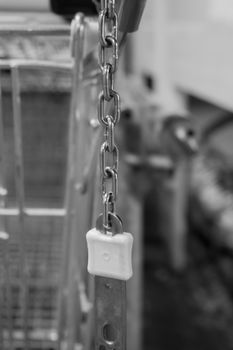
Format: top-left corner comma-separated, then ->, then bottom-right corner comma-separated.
86,228 -> 133,280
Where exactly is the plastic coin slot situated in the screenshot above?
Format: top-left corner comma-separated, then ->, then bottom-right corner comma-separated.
102,323 -> 117,345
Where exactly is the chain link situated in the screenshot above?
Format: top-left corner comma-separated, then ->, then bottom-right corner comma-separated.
99,9 -> 117,47
98,90 -> 120,126
98,0 -> 120,232
102,63 -> 113,101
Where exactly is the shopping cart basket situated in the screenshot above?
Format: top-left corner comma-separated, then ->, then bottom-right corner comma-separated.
0,13 -> 100,350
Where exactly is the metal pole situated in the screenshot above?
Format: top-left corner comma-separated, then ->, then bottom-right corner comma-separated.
11,65 -> 29,350
56,13 -> 86,350
65,14 -> 91,350
0,70 -> 13,350
0,207 -> 65,217
0,60 -> 72,72
0,24 -> 69,36
83,145 -> 101,350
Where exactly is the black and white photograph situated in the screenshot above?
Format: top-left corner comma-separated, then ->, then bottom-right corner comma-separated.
0,1 -> 232,349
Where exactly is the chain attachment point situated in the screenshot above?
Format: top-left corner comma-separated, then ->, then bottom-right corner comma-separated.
96,211 -> 123,236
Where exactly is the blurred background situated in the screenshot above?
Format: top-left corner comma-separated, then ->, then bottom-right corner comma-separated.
0,0 -> 233,349
135,1 -> 233,350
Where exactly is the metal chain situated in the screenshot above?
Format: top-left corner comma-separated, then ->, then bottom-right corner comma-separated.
98,0 -> 120,232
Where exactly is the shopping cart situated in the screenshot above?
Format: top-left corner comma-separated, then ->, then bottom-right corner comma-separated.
0,0 -> 149,348
0,13 -> 100,350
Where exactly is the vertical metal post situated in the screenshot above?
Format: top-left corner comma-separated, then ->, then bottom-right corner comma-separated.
83,136 -> 101,350
56,13 -> 86,350
11,65 -> 29,350
56,66 -> 78,349
0,71 -> 13,350
66,14 -> 90,350
0,278 -> 3,349
0,70 -> 5,350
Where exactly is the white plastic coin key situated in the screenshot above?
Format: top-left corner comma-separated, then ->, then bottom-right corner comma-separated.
86,213 -> 133,280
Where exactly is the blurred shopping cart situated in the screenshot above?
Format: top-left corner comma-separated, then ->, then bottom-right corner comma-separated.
0,12 -> 100,350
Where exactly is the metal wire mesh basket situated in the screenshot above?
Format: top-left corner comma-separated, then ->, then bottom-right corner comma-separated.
0,13 -> 100,350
